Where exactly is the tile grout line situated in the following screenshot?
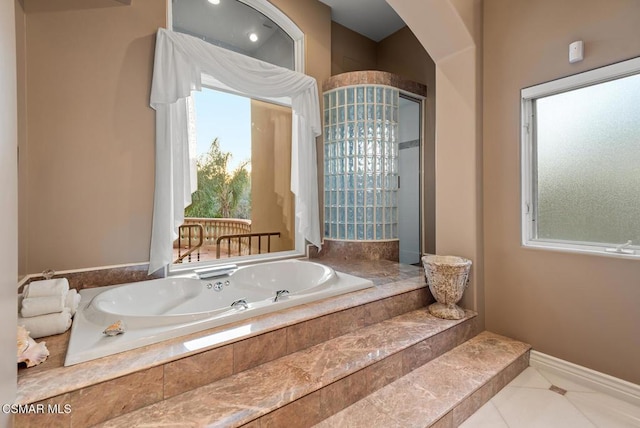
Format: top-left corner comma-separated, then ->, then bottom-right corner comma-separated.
532,366 -> 603,426
491,367 -> 599,428
507,385 -> 554,390
561,393 -> 600,428
563,389 -> 640,427
489,400 -> 512,428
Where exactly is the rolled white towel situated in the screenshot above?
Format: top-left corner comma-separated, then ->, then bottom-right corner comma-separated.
23,278 -> 69,298
20,293 -> 67,318
18,308 -> 72,339
65,289 -> 81,316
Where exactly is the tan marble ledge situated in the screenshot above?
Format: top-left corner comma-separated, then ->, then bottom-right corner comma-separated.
17,266 -> 427,405
18,263 -> 162,293
312,240 -> 400,263
322,71 -> 428,97
95,309 -> 477,427
311,258 -> 423,285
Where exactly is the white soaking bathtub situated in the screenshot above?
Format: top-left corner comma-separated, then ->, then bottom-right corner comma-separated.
65,260 -> 373,366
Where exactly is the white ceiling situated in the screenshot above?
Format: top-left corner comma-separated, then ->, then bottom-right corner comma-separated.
318,0 -> 406,42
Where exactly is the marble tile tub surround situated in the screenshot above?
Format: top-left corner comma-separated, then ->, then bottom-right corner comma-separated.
16,295 -> 468,427
16,260 -> 429,405
322,70 -> 428,97
17,263 -> 163,293
309,239 -> 400,262
315,257 -> 421,277
94,310 -> 479,427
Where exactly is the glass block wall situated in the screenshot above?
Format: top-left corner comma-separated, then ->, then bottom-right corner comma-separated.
323,85 -> 399,241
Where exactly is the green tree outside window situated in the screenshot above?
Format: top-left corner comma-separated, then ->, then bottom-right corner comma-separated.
185,138 -> 251,219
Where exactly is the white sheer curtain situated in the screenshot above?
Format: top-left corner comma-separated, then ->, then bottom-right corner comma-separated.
148,29 -> 322,274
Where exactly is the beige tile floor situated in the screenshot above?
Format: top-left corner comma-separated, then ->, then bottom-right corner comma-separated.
461,366 -> 640,428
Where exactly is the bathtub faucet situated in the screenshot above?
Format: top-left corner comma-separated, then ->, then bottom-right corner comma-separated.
231,299 -> 248,310
274,289 -> 290,302
195,264 -> 238,280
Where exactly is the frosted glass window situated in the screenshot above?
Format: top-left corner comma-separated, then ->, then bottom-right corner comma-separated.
521,57 -> 640,257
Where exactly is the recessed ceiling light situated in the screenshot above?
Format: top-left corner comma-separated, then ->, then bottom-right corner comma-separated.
207,0 -> 220,5
249,33 -> 258,42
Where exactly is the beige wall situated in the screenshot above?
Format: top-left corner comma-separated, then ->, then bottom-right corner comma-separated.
16,0 -> 27,279
18,0 -> 330,274
267,0 -> 331,246
377,27 -> 433,86
387,0 -> 484,323
250,100 -> 295,252
21,0 -> 164,273
331,22 -> 377,75
484,0 -> 640,383
269,0 -> 331,87
376,27 -> 437,256
1,0 -> 19,418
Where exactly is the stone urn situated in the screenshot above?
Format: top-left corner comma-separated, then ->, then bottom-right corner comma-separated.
422,254 -> 472,320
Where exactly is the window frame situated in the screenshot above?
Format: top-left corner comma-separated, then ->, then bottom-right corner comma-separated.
167,0 -> 304,73
520,56 -> 640,259
165,0 -> 307,274
169,80 -> 304,275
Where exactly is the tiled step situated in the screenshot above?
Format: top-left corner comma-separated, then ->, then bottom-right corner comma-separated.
316,331 -> 531,428
96,308 -> 480,427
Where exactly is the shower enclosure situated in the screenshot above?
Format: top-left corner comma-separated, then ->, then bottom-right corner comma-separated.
322,72 -> 426,261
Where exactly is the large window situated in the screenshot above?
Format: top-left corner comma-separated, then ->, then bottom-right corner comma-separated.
521,57 -> 640,257
159,0 -> 311,271
174,87 -> 295,266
